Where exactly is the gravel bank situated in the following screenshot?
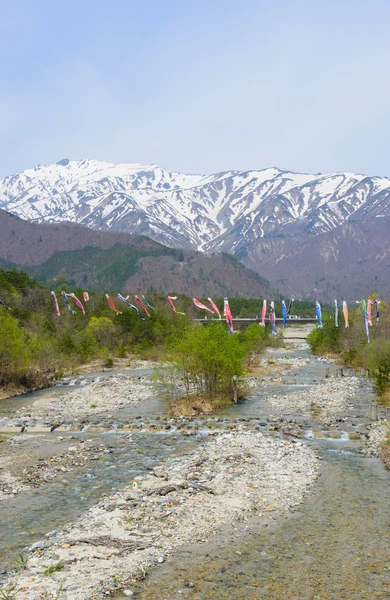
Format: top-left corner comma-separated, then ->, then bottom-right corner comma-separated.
246,353 -> 311,388
363,420 -> 390,468
2,431 -> 319,599
2,374 -> 154,429
266,375 -> 361,423
0,435 -> 127,501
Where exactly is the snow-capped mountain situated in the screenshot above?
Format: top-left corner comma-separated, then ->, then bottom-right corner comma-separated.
1,159 -> 389,250
1,158 -> 389,299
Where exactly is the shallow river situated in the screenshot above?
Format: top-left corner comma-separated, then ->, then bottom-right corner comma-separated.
133,440 -> 390,599
1,344 -> 389,599
0,433 -> 199,571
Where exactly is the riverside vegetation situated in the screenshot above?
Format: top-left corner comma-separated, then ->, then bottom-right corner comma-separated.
0,267 -> 294,406
307,297 -> 390,464
307,297 -> 390,403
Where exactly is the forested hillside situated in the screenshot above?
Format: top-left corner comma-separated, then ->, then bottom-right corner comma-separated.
0,210 -> 275,298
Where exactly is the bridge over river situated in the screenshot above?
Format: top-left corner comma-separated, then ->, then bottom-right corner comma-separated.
195,317 -> 317,326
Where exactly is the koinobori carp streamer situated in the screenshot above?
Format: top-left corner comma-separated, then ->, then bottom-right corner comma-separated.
106,294 -> 122,315
342,301 -> 349,328
118,294 -> 145,319
356,299 -> 370,343
315,301 -> 323,328
281,300 -> 287,326
269,301 -> 276,336
135,295 -> 151,317
260,299 -> 267,327
51,291 -> 61,317
207,297 -> 221,318
223,297 -> 233,335
193,298 -> 214,313
167,296 -> 186,315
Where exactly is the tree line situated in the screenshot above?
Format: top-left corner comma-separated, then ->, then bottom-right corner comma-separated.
0,268 -> 277,400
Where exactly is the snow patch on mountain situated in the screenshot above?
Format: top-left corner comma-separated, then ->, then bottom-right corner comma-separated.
1,159 -> 390,253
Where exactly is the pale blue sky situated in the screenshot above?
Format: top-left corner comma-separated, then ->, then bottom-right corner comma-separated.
1,0 -> 390,178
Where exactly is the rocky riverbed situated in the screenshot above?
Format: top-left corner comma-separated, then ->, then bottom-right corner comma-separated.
0,434 -> 131,501
266,375 -> 362,424
0,374 -> 154,429
0,330 -> 388,599
364,420 -> 390,468
1,431 -> 319,599
246,351 -> 310,379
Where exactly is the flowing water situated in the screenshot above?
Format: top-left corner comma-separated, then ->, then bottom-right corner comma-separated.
132,440 -> 390,599
1,341 -> 389,598
0,433 -> 200,571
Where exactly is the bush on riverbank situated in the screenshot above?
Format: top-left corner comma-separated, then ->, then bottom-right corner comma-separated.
373,356 -> 390,405
168,322 -> 245,399
307,298 -> 390,402
0,310 -> 29,386
165,322 -> 273,414
307,319 -> 341,355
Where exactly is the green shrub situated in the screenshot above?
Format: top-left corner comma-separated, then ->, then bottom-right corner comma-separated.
373,356 -> 390,398
87,316 -> 116,348
0,311 -> 29,385
118,344 -> 127,358
168,322 -> 244,400
307,319 -> 341,354
239,323 -> 266,358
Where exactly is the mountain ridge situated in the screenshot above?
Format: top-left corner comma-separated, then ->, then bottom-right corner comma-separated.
1,159 -> 389,300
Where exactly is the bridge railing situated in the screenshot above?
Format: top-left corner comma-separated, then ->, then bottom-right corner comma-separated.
194,317 -> 317,324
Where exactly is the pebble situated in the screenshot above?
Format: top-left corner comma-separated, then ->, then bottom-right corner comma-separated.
30,540 -> 46,551
46,530 -> 57,538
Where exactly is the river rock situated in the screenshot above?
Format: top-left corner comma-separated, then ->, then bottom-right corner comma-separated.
30,540 -> 47,551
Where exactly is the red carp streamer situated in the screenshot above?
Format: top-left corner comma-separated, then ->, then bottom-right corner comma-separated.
106,294 -> 122,315
135,295 -> 150,317
261,299 -> 267,327
68,293 -> 85,315
223,297 -> 233,334
367,299 -> 376,326
83,291 -> 90,302
61,291 -> 85,315
193,298 -> 214,313
207,297 -> 221,318
51,291 -> 61,317
342,301 -> 349,328
167,296 -> 186,315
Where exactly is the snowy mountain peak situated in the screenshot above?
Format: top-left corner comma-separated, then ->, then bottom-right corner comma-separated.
1,159 -> 389,257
